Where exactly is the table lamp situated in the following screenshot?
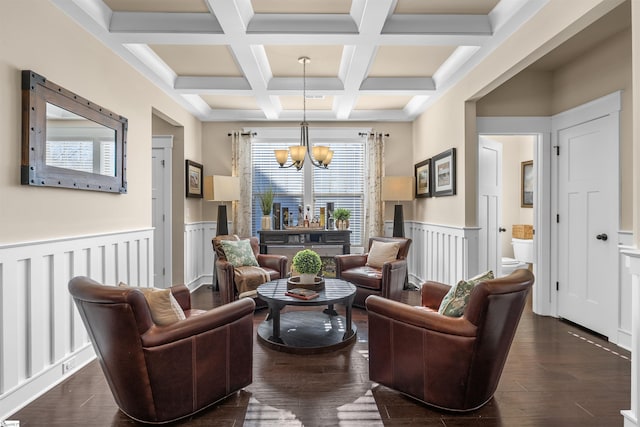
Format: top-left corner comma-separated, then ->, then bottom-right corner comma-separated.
382,176 -> 414,238
204,175 -> 241,236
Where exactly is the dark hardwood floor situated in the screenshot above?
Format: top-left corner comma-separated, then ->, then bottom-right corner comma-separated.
9,287 -> 630,426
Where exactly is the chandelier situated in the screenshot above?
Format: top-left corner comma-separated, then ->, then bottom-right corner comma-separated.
274,57 -> 333,170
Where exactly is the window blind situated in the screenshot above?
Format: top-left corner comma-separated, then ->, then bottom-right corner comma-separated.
251,134 -> 365,245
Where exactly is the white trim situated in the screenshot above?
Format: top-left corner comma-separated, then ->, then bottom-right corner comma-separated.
618,231 -> 634,350
551,91 -> 622,132
621,249 -> 640,427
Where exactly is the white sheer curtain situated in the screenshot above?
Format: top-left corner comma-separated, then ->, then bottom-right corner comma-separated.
365,132 -> 385,242
231,131 -> 253,237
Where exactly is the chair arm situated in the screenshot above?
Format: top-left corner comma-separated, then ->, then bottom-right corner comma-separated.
141,298 -> 255,347
170,285 -> 191,311
421,281 -> 451,310
380,259 -> 408,300
365,295 -> 477,337
216,259 -> 236,304
257,254 -> 288,275
335,253 -> 368,276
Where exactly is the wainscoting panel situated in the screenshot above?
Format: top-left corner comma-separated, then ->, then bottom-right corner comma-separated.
184,221 -> 217,290
385,221 -> 480,287
0,228 -> 153,420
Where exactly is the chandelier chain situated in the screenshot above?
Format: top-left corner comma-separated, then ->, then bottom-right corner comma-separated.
303,57 -> 307,122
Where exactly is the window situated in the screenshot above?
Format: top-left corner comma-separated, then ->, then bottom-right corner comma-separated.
251,128 -> 368,245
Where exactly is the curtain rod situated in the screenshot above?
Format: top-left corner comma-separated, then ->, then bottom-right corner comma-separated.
227,131 -> 256,137
359,132 -> 390,137
228,131 -> 389,138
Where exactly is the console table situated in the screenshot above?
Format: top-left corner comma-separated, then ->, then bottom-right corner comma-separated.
258,229 -> 351,277
258,229 -> 351,255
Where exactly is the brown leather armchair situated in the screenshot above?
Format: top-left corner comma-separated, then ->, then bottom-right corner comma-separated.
213,235 -> 288,306
366,268 -> 534,412
68,276 -> 255,424
335,236 -> 412,308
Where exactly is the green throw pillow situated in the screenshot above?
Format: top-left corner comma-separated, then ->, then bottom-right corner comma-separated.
438,270 -> 494,317
220,239 -> 259,267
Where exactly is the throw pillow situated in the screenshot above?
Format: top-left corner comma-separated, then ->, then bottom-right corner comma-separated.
366,240 -> 400,268
220,239 -> 259,268
438,270 -> 495,317
119,283 -> 186,326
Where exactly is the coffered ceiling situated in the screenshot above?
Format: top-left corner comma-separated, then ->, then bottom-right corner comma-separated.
51,0 -> 546,122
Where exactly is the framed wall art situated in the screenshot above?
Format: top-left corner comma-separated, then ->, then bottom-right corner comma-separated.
521,160 -> 534,208
185,160 -> 203,198
414,158 -> 432,198
432,148 -> 456,197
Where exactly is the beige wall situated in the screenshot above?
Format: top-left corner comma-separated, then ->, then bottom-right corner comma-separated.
476,27 -> 632,230
0,0 -> 202,244
476,70 -> 553,117
200,121 -> 413,224
413,0 -> 627,228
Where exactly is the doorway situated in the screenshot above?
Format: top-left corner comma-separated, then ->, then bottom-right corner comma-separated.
152,135 -> 173,288
477,117 -> 553,317
478,134 -> 537,277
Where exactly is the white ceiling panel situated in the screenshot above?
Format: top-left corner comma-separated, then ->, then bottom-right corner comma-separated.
104,0 -> 209,13
393,0 -> 499,15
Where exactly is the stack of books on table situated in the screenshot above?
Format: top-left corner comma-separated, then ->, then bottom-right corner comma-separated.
285,288 -> 319,300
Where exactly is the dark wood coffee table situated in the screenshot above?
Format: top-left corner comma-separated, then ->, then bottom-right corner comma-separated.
256,278 -> 357,354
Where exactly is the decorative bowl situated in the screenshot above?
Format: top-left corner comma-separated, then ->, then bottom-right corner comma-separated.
287,276 -> 325,291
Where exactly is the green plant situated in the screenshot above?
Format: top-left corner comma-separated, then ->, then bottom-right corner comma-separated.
259,187 -> 275,215
333,208 -> 351,221
292,249 -> 322,275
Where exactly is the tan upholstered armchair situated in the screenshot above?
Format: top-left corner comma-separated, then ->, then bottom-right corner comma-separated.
68,276 -> 255,424
213,235 -> 288,306
366,268 -> 534,412
335,236 -> 412,308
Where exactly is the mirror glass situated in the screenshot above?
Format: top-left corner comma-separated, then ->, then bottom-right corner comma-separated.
46,103 -> 117,177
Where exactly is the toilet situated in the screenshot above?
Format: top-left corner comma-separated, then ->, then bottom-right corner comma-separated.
501,238 -> 534,276
501,257 -> 528,275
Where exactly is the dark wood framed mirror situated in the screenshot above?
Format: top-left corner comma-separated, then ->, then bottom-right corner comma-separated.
21,70 -> 128,193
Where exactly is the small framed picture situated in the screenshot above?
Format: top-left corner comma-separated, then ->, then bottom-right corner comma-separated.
414,158 -> 432,198
521,160 -> 534,208
185,160 -> 203,198
432,148 -> 456,197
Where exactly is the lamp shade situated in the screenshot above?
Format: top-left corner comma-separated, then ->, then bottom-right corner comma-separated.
382,176 -> 414,201
204,175 -> 240,201
274,149 -> 289,166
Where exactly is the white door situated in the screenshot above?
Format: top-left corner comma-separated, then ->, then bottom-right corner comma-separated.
557,116 -> 618,337
478,137 -> 503,276
152,136 -> 172,288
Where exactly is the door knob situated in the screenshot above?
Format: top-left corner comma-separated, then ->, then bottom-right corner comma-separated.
596,233 -> 608,241
498,227 -> 506,233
